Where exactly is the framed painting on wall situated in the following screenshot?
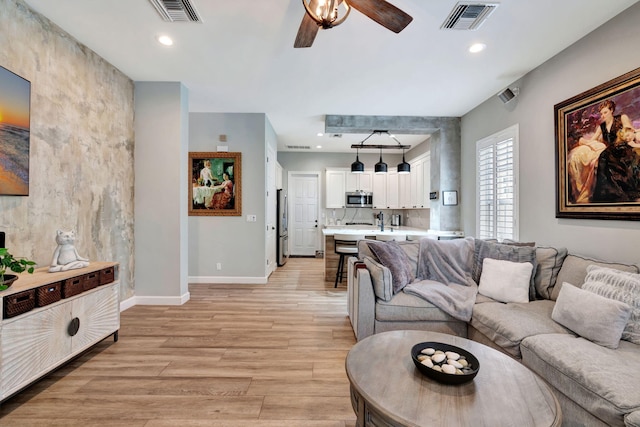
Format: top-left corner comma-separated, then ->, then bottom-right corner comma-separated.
0,65 -> 31,196
189,152 -> 241,216
555,66 -> 640,220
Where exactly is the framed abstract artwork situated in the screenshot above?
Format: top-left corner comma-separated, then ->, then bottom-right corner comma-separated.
555,67 -> 640,220
189,152 -> 241,216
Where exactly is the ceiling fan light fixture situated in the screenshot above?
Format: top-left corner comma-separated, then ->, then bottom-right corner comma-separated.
302,0 -> 351,29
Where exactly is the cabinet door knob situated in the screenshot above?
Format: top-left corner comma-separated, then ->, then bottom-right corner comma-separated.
68,317 -> 80,336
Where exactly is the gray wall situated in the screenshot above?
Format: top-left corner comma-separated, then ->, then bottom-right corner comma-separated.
461,2 -> 640,265
134,82 -> 189,302
0,0 -> 135,298
188,113 -> 268,281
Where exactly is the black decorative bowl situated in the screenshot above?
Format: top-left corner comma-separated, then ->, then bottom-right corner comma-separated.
411,341 -> 480,385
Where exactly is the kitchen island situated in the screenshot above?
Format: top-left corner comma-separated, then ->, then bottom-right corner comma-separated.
322,226 -> 463,283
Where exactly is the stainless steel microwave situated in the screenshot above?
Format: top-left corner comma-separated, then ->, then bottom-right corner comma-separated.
345,192 -> 373,208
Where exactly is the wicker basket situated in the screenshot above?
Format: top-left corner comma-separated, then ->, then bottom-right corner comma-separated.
62,276 -> 85,298
36,282 -> 62,307
83,271 -> 100,291
99,266 -> 115,285
3,289 -> 36,319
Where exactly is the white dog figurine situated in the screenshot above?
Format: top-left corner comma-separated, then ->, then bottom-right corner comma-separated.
49,230 -> 90,272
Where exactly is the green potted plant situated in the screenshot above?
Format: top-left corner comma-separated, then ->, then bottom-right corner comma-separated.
0,248 -> 36,291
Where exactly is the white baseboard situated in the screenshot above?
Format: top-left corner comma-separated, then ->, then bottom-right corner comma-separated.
188,276 -> 268,284
119,292 -> 191,310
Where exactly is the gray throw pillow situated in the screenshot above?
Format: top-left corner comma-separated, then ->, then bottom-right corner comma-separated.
552,282 -> 631,349
534,246 -> 568,300
473,239 -> 537,301
367,240 -> 414,294
582,265 -> 640,345
551,254 -> 640,301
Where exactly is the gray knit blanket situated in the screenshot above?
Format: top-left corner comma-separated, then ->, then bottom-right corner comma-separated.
403,237 -> 478,321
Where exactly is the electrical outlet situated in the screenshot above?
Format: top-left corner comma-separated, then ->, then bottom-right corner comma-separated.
246,214 -> 257,222
216,263 -> 222,270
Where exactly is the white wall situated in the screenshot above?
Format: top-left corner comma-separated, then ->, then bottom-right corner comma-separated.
461,3 -> 640,265
188,113 -> 268,282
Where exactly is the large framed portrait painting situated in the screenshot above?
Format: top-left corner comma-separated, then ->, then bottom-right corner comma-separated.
555,67 -> 640,220
189,152 -> 241,216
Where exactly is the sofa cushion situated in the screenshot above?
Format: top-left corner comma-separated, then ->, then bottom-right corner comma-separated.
470,299 -> 572,358
366,240 -> 414,294
551,254 -> 640,301
534,246 -> 568,300
376,291 -> 461,322
473,239 -> 538,301
582,265 -> 640,345
521,334 -> 640,426
478,258 -> 533,303
363,256 -> 393,302
552,282 -> 631,349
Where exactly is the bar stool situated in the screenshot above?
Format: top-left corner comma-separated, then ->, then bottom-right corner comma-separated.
334,234 -> 365,288
375,234 -> 406,241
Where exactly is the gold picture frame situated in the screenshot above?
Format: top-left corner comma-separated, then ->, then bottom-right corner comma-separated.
189,152 -> 241,216
555,67 -> 640,220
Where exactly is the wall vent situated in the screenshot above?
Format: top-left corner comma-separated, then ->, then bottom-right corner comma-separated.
286,145 -> 312,150
329,133 -> 343,138
441,2 -> 498,30
148,0 -> 202,22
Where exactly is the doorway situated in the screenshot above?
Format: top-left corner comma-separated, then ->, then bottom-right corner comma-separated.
288,172 -> 320,256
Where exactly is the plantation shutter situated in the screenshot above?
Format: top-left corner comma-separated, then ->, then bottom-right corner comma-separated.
476,125 -> 518,240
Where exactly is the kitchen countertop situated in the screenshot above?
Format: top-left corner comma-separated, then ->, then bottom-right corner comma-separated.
322,225 -> 464,238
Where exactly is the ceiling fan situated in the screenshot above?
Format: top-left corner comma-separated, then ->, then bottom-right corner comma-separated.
294,0 -> 413,48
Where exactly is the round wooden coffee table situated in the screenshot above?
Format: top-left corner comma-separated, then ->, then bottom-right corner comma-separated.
346,330 -> 562,427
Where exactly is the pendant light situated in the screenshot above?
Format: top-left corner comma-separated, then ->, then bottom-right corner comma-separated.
397,149 -> 410,174
351,148 -> 364,173
375,148 -> 388,174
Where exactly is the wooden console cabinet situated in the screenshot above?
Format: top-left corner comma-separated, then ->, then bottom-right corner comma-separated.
0,262 -> 119,401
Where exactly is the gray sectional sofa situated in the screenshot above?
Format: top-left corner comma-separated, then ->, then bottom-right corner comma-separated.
346,237 -> 640,427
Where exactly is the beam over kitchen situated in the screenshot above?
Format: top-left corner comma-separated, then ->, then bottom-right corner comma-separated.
325,115 -> 441,135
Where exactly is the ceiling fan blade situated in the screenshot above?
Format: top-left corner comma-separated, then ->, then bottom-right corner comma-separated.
294,12 -> 320,48
347,0 -> 413,33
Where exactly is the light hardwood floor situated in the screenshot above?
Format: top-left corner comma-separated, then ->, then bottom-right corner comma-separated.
0,257 -> 358,426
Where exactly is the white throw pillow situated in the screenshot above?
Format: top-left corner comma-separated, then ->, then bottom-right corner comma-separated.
478,258 -> 533,303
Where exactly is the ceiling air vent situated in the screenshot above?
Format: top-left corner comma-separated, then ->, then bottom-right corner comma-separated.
148,0 -> 202,22
441,2 -> 499,30
286,145 -> 312,150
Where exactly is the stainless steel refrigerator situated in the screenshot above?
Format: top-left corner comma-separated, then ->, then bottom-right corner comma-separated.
276,189 -> 288,266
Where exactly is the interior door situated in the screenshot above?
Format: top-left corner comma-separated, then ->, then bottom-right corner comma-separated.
290,173 -> 319,256
266,146 -> 277,275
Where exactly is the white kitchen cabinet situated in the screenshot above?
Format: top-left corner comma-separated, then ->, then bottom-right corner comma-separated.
398,172 -> 411,208
0,263 -> 119,401
346,171 -> 373,193
408,153 -> 431,209
325,169 -> 347,208
386,171 -> 399,209
372,172 -> 386,209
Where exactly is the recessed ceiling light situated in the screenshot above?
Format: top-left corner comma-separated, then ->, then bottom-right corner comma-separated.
157,35 -> 174,46
317,132 -> 323,137
469,43 -> 486,53
316,145 -> 322,149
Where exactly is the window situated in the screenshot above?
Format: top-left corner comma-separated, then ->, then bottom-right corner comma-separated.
476,125 -> 519,240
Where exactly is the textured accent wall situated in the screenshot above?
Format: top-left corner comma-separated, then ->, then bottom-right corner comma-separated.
0,0 -> 135,299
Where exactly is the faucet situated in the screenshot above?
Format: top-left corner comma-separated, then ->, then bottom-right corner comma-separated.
377,211 -> 384,232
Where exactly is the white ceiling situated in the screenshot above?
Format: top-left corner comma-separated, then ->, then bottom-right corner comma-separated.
22,0 -> 639,153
